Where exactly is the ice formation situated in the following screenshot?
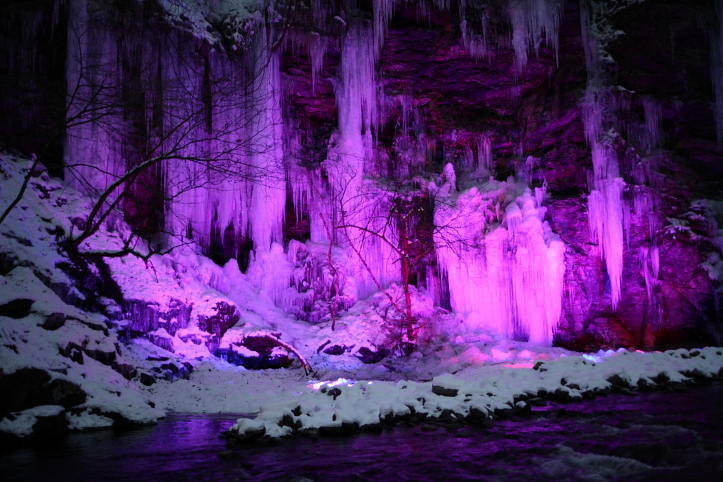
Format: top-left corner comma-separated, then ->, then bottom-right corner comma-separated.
508,0 -> 564,72
434,172 -> 565,345
580,2 -> 626,310
713,0 -> 723,144
310,19 -> 400,298
51,0 -> 578,344
63,0 -> 287,256
65,0 -> 125,196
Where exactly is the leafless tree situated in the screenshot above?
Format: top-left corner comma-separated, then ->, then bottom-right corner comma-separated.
0,0 -> 297,263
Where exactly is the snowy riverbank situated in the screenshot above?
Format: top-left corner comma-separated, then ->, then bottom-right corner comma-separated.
224,347 -> 723,444
1,151 -> 722,449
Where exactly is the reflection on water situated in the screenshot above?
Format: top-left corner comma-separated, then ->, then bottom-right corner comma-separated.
2,383 -> 723,482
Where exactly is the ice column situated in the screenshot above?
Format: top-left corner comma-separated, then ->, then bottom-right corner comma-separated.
165,17 -> 286,254
508,0 -> 564,72
435,170 -> 565,346
320,20 -> 399,298
64,0 -> 124,196
580,2 -> 626,310
713,0 -> 723,144
248,24 -> 287,253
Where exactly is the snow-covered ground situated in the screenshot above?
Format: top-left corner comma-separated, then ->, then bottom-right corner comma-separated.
226,346 -> 723,442
1,152 -> 722,446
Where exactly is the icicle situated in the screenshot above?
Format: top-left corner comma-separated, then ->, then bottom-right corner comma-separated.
580,0 -> 626,311
633,186 -> 661,239
435,182 -> 565,346
651,244 -> 660,279
248,24 -> 287,253
309,32 -> 327,94
373,0 -> 396,59
581,92 -> 606,149
587,177 -> 625,309
642,96 -> 663,151
508,0 -> 564,73
712,0 -> 723,143
65,0 -> 125,199
640,246 -> 652,301
460,19 -> 489,60
462,145 -> 476,171
640,244 -> 659,302
477,134 -> 492,174
433,0 -> 452,11
400,94 -> 414,133
289,168 -> 310,227
336,21 -> 379,141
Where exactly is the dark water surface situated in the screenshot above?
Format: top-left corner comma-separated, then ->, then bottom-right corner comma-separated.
2,382 -> 723,482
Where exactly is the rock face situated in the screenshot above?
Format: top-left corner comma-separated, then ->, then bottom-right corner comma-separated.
197,301 -> 241,351
123,298 -> 193,337
0,368 -> 86,416
217,335 -> 294,370
2,0 -> 722,347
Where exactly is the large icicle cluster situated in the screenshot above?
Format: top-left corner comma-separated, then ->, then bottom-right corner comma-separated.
508,0 -> 564,72
57,0 -> 575,344
579,2 -> 626,310
64,0 -> 287,257
434,168 -> 565,346
169,19 -> 284,255
713,0 -> 723,144
320,19 -> 399,298
65,0 -> 125,197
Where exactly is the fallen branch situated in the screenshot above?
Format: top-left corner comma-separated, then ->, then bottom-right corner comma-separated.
244,332 -> 312,375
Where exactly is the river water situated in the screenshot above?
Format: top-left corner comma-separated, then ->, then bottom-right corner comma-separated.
2,382 -> 723,482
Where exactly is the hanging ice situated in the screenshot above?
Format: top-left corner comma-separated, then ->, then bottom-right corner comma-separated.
712,0 -> 723,143
64,0 -> 124,198
434,168 -> 565,346
308,20 -> 399,298
640,245 -> 660,302
508,0 -> 564,72
580,2 -> 626,310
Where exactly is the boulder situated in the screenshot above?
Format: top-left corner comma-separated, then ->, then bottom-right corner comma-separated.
197,301 -> 240,340
218,336 -> 293,370
0,299 -> 33,319
0,368 -> 86,416
40,312 -> 66,330
0,405 -> 67,448
355,345 -> 389,364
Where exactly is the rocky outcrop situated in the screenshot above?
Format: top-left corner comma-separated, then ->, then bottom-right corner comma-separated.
2,0 -> 721,348
217,333 -> 311,372
123,298 -> 193,337
197,301 -> 240,351
0,368 -> 86,416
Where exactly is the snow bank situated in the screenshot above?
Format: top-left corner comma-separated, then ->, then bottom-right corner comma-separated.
227,347 -> 723,443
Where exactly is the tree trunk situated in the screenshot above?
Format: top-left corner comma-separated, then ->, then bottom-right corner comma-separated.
399,221 -> 414,341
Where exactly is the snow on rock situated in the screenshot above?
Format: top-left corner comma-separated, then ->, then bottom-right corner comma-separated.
0,405 -> 65,438
66,410 -> 115,431
226,348 -> 723,443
